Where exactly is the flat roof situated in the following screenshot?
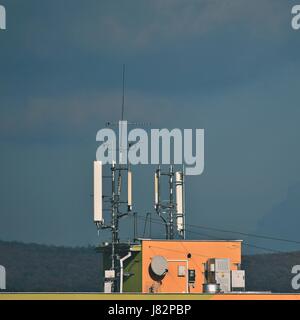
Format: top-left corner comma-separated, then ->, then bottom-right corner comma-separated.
139,239 -> 243,242
1,293 -> 300,300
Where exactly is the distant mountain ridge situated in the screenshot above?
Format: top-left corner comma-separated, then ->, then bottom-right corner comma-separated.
255,183 -> 300,252
0,240 -> 102,292
0,240 -> 300,293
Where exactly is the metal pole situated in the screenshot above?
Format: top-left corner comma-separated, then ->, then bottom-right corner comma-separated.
169,165 -> 174,240
157,165 -> 161,212
133,212 -> 137,241
121,64 -> 125,121
182,166 -> 186,240
149,211 -> 152,238
111,162 -> 118,292
120,252 -> 131,293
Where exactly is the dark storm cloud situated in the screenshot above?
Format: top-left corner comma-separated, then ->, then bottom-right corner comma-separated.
0,0 -> 300,248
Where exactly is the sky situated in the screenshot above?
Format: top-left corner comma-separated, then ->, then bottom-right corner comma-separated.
1,0 -> 300,252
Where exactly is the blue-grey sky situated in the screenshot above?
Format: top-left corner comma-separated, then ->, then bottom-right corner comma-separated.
1,0 -> 300,252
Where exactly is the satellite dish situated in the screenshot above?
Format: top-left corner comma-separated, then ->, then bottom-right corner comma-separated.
150,256 -> 168,277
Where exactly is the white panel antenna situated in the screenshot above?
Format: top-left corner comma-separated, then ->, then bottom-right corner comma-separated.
0,265 -> 5,290
175,171 -> 184,236
94,161 -> 103,226
154,171 -> 159,209
128,170 -> 132,211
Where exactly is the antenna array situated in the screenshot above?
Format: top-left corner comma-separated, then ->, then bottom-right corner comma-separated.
154,165 -> 185,240
92,66 -> 185,294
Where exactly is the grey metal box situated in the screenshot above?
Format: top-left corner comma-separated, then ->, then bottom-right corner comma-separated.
215,258 -> 230,272
0,265 -> 5,290
104,281 -> 113,293
105,270 -> 115,279
215,271 -> 231,293
231,270 -> 245,289
177,265 -> 186,277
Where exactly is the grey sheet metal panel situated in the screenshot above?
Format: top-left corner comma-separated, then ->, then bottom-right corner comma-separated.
231,270 -> 245,289
215,258 -> 230,272
215,271 -> 231,293
0,265 -> 6,290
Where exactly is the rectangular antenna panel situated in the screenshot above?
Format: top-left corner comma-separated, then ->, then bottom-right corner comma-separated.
176,172 -> 183,214
154,172 -> 159,207
93,161 -> 103,223
176,172 -> 184,233
128,170 -> 132,210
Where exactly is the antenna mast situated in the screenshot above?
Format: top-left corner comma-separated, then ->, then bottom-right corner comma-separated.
94,64 -> 133,293
154,165 -> 185,239
121,64 -> 125,121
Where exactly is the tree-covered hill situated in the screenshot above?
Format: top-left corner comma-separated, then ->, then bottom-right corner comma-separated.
0,240 -> 299,293
0,241 -> 102,292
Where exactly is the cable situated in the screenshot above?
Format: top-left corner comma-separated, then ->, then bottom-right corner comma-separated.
184,222 -> 300,245
132,213 -> 300,246
133,214 -> 285,254
186,229 -> 284,254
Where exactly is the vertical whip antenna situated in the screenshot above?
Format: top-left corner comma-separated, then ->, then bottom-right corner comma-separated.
121,64 -> 125,121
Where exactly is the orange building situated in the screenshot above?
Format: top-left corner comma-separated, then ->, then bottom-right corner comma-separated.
140,239 -> 243,294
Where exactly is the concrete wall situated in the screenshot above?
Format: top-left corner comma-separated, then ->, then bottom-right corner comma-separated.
123,251 -> 142,293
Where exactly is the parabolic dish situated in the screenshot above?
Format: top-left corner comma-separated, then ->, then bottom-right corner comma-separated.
150,255 -> 168,276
